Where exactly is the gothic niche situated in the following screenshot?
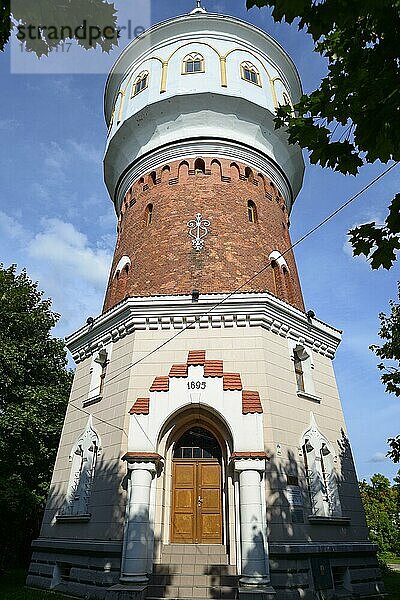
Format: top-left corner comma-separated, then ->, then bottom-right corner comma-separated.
301,413 -> 342,518
60,416 -> 101,518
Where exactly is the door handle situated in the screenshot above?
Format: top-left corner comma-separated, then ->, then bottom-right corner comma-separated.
198,496 -> 203,507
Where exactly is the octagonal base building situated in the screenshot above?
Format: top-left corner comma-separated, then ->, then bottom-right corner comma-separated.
28,6 -> 383,600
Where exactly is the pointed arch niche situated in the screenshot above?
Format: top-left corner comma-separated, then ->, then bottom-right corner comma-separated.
301,413 -> 342,520
57,416 -> 101,521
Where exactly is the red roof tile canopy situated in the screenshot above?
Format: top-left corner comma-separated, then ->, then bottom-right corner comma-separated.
223,373 -> 242,391
150,376 -> 169,392
143,351 -> 264,416
187,350 -> 206,365
129,398 -> 150,415
204,360 -> 224,377
242,391 -> 263,414
231,451 -> 268,460
169,364 -> 188,377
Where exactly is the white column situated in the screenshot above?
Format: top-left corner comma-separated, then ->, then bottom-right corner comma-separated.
235,459 -> 270,588
120,461 -> 157,585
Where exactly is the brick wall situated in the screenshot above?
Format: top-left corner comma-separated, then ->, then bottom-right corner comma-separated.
103,158 -> 305,313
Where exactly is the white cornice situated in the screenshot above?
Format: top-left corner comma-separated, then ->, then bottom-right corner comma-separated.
112,136 -> 294,214
66,293 -> 342,364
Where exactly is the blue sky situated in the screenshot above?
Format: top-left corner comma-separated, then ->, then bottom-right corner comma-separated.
0,0 -> 399,482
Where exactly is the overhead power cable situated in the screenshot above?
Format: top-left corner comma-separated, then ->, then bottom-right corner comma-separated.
67,161 -> 399,433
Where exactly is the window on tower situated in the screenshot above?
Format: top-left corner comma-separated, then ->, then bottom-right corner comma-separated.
293,350 -> 305,392
132,71 -> 149,97
288,341 -> 320,401
194,158 -> 206,175
87,348 -> 109,402
241,61 -> 261,87
145,203 -> 153,225
247,200 -> 257,223
183,53 -> 205,74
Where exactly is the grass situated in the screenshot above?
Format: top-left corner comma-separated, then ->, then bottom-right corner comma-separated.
0,570 -> 68,599
384,568 -> 400,600
0,568 -> 399,599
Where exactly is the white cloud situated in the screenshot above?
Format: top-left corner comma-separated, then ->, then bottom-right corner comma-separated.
369,452 -> 387,463
67,140 -> 102,164
42,141 -> 69,182
0,210 -> 27,241
0,211 -> 112,339
28,218 -> 111,286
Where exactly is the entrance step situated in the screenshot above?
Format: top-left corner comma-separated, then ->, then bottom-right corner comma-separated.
161,545 -> 228,565
149,546 -> 238,599
154,564 -> 237,576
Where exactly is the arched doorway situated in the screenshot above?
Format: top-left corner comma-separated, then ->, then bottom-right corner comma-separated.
171,426 -> 223,544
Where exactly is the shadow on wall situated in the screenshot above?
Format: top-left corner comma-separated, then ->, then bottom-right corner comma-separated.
264,429 -> 367,543
27,430 -> 372,599
26,455 -> 129,595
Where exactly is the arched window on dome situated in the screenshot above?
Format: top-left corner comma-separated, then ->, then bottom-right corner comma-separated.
132,71 -> 149,97
282,91 -> 291,106
247,200 -> 257,223
145,203 -> 153,225
241,61 -> 261,87
182,53 -> 205,74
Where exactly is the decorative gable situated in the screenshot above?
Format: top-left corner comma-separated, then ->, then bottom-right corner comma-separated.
135,350 -> 262,416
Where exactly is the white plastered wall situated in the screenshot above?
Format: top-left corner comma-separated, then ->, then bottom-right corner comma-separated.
42,320 -> 369,550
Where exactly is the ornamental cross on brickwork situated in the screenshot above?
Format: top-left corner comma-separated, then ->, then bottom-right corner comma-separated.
187,213 -> 211,251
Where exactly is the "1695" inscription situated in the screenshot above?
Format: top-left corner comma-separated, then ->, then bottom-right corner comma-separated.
187,381 -> 206,390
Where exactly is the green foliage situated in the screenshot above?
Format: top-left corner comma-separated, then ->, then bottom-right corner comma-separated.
350,195 -> 400,270
247,0 -> 400,269
359,472 -> 400,561
0,1 -> 11,51
0,265 -> 72,567
0,0 -> 118,55
369,284 -> 400,461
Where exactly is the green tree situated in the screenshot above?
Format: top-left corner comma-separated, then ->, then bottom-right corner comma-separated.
247,0 -> 400,269
247,0 -> 400,463
359,473 -> 400,562
371,284 -> 400,462
0,264 -> 72,568
0,0 -> 118,56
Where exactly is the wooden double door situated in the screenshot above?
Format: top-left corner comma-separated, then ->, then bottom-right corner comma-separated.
171,459 -> 222,544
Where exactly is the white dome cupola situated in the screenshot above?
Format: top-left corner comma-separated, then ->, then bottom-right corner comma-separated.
104,9 -> 304,213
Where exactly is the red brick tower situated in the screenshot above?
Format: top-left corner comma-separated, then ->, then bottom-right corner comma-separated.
104,158 -> 304,312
